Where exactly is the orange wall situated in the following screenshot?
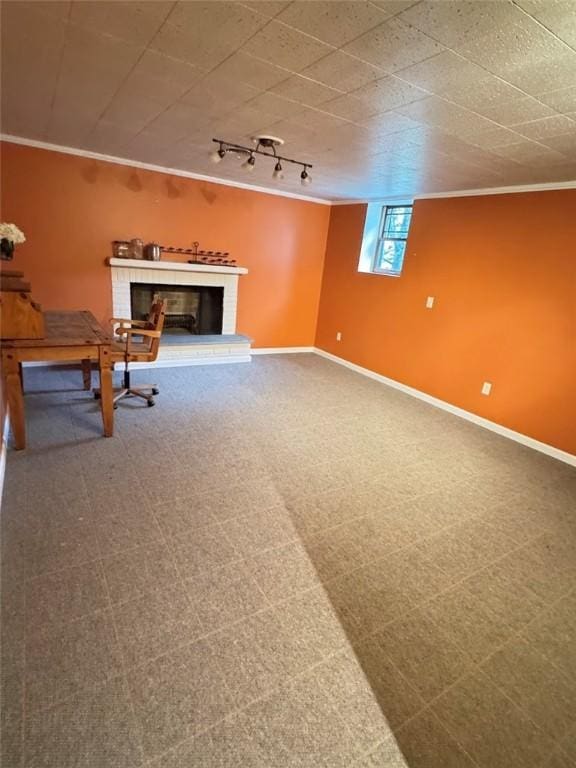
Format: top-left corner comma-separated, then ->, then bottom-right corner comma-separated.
316,193 -> 576,455
0,142 -> 329,347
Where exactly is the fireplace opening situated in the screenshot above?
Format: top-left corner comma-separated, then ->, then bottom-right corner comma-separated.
130,283 -> 224,335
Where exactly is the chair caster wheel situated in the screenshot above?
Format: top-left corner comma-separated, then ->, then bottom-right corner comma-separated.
152,388 -> 159,395
113,404 -> 118,410
147,399 -> 155,407
94,392 -> 101,400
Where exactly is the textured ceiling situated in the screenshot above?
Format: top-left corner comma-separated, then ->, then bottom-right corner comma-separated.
1,0 -> 576,202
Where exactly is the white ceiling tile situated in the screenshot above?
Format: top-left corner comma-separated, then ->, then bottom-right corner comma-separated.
439,76 -> 525,111
394,51 -> 487,95
286,107 -> 352,133
344,17 -> 445,72
209,52 -> 292,90
397,1 -> 524,50
1,1 -> 67,49
62,23 -> 145,76
276,1 -> 391,47
514,0 -> 576,48
241,2 -> 291,17
397,96 -> 498,138
212,104 -> 279,137
70,1 -> 172,45
369,1 -> 421,15
300,51 -> 387,93
456,12 -> 575,79
537,86 -> 576,114
246,91 -> 305,118
490,140 -> 568,167
493,50 -> 576,96
512,114 -> 576,141
181,74 -> 260,113
242,20 -> 334,71
358,111 -> 424,137
472,96 -> 556,125
271,75 -> 342,107
321,93 -> 382,122
133,50 -> 207,88
466,126 -> 527,149
538,132 -> 576,157
52,70 -> 123,118
351,75 -> 429,112
145,103 -> 212,141
119,71 -> 195,108
101,97 -> 166,132
151,2 -> 269,69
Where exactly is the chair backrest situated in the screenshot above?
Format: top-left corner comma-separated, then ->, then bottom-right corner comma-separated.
135,297 -> 166,362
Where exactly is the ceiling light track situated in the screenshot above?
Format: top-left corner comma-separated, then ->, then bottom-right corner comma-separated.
210,136 -> 313,186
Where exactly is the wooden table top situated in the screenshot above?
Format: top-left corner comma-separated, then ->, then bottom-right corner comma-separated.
2,310 -> 111,348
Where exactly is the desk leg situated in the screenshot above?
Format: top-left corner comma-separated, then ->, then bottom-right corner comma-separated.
98,347 -> 114,437
3,352 -> 26,450
81,359 -> 92,390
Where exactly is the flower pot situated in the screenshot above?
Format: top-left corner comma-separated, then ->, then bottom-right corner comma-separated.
0,238 -> 14,260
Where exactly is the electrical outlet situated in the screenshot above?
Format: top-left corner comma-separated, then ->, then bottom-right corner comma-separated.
426,296 -> 434,309
336,332 -> 342,341
481,382 -> 492,396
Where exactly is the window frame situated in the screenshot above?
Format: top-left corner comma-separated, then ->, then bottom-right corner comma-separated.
370,204 -> 413,277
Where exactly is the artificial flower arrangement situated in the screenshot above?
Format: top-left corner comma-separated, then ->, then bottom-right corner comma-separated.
0,222 -> 26,260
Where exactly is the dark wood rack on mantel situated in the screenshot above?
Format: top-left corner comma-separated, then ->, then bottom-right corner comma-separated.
162,241 -> 237,267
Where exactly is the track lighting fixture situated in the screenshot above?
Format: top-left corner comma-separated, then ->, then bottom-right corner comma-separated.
209,142 -> 227,164
211,136 -> 313,185
242,153 -> 256,172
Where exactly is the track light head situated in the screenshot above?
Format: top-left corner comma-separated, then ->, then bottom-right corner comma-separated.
242,153 -> 256,172
272,160 -> 284,180
209,144 -> 227,163
300,168 -> 311,186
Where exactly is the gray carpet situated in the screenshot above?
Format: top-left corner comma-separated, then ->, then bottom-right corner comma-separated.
1,354 -> 575,767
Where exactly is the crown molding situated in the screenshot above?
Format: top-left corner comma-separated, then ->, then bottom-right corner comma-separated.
0,134 -> 332,206
330,178 -> 576,205
3,134 -> 575,207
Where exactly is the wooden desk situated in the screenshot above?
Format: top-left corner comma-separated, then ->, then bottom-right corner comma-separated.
1,310 -> 113,450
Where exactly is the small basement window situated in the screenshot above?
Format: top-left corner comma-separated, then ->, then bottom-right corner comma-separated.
358,203 -> 413,276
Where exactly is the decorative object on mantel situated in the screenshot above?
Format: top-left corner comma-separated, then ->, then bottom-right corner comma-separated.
112,240 -> 131,258
209,135 -> 313,186
112,239 -> 144,259
144,242 -> 162,261
129,238 -> 144,259
0,222 -> 26,260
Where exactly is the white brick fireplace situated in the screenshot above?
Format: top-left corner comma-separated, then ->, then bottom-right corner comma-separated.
108,257 -> 251,366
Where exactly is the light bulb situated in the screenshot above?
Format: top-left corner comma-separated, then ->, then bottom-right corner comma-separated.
272,160 -> 284,180
209,146 -> 226,163
242,154 -> 256,172
300,168 -> 312,186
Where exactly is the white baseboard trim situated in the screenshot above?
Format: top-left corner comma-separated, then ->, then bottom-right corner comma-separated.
314,348 -> 576,467
251,347 -> 315,354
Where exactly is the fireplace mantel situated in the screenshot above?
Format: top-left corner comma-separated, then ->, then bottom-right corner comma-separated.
108,257 -> 248,275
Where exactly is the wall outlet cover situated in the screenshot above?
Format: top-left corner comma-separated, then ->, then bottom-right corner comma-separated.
426,296 -> 435,308
481,382 -> 492,396
336,332 -> 342,341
